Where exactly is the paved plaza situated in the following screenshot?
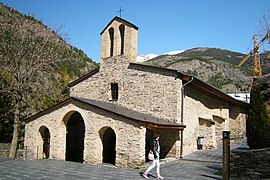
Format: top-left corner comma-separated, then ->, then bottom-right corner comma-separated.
0,142 -> 245,180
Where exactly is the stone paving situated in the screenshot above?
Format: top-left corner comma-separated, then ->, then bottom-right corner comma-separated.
0,141 -> 246,180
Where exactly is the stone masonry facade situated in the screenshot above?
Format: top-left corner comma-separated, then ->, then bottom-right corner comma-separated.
25,100 -> 146,168
70,55 -> 182,121
24,16 -> 248,168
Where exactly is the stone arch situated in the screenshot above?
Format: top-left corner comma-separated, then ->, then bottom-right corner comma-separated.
109,27 -> 114,57
64,111 -> 85,163
39,126 -> 50,159
119,24 -> 125,55
99,127 -> 116,165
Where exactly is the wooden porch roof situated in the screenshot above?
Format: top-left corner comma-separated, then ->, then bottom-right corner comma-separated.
25,97 -> 186,130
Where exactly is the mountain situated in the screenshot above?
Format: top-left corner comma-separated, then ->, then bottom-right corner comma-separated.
137,54 -> 158,62
0,3 -> 99,142
0,3 -> 98,77
0,3 -> 99,110
142,47 -> 270,93
164,50 -> 185,55
137,50 -> 185,62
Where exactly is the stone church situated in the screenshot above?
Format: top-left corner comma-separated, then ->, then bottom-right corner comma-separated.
24,17 -> 248,168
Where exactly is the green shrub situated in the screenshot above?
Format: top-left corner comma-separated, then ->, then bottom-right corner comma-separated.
246,83 -> 270,149
207,72 -> 231,89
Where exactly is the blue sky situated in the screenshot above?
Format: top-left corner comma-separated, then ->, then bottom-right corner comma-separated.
1,0 -> 269,62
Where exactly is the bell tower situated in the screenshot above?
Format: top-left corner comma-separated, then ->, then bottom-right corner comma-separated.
100,17 -> 138,65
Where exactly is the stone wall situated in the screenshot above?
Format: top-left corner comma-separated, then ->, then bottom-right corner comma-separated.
70,55 -> 182,122
0,143 -> 10,158
198,118 -> 216,149
230,148 -> 270,179
25,100 -> 147,168
213,116 -> 226,143
229,106 -> 247,139
182,86 -> 230,155
0,143 -> 24,159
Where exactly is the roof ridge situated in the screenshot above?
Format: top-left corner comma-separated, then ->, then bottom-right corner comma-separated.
100,16 -> 138,35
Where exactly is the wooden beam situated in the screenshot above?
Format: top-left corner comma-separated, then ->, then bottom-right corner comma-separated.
145,122 -> 186,130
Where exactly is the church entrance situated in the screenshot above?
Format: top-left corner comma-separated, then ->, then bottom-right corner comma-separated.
145,129 -> 154,161
102,127 -> 116,165
39,126 -> 50,159
65,112 -> 85,163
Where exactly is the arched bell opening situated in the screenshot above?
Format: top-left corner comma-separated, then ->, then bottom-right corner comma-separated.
119,24 -> 125,55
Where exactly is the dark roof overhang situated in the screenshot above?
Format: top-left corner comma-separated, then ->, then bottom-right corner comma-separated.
25,97 -> 186,130
186,76 -> 249,107
75,97 -> 185,130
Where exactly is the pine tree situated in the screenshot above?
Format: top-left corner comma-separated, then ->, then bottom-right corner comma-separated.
247,83 -> 270,149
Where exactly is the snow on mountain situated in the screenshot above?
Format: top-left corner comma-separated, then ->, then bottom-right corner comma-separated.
137,54 -> 158,62
164,50 -> 185,55
137,50 -> 185,62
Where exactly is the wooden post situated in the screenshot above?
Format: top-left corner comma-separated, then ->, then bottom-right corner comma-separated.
222,131 -> 230,180
36,146 -> 39,160
24,146 -> 27,160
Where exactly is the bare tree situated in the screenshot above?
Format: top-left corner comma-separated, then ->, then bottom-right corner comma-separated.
259,12 -> 270,37
259,12 -> 270,48
0,8 -> 73,157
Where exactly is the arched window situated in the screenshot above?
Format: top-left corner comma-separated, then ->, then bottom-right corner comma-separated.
109,27 -> 114,57
119,24 -> 125,55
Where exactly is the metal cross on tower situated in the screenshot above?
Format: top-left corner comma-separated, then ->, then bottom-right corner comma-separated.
117,7 -> 124,18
